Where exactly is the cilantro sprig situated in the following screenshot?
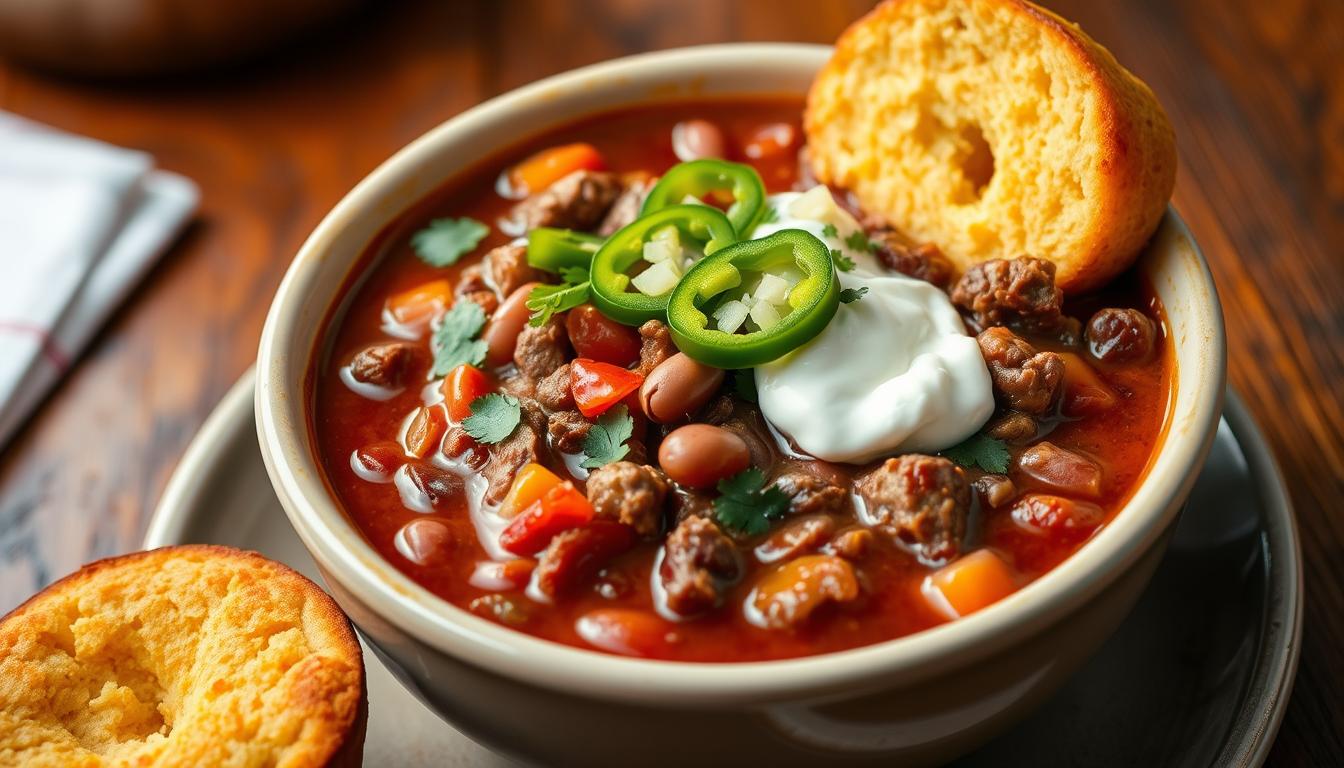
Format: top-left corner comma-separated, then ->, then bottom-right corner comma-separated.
463,394 -> 522,443
820,223 -> 839,239
580,405 -> 635,469
844,230 -> 879,254
526,265 -> 590,327
430,299 -> 488,376
729,369 -> 757,403
411,217 -> 489,267
830,248 -> 856,272
840,286 -> 868,304
941,432 -> 1010,473
713,468 -> 790,535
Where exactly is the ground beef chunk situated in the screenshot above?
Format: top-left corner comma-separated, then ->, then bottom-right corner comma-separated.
1086,308 -> 1156,363
773,472 -> 851,516
586,461 -> 670,538
514,317 -> 571,380
511,170 -> 623,231
974,473 -> 1017,508
829,528 -> 873,560
634,319 -> 676,376
872,232 -> 955,288
547,409 -> 591,453
533,521 -> 637,599
977,327 -> 1064,416
535,363 -> 574,411
485,242 -> 544,298
349,343 -> 417,387
659,516 -> 741,616
482,399 -> 548,504
597,177 -> 650,236
857,455 -> 970,563
951,257 -> 1064,333
984,410 -> 1039,443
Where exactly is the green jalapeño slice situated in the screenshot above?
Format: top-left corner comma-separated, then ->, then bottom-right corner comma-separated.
666,229 -> 839,368
640,159 -> 767,237
589,204 -> 737,326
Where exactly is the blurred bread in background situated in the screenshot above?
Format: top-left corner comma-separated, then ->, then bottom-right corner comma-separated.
0,0 -> 358,77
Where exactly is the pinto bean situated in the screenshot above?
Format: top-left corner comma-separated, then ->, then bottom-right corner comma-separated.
1011,494 -> 1105,540
658,424 -> 751,489
1016,442 -> 1103,499
483,282 -> 540,367
393,519 -> 456,566
671,119 -> 726,161
746,555 -> 859,630
639,353 -> 725,423
576,609 -> 677,658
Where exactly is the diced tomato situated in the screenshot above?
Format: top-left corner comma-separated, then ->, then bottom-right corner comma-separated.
442,364 -> 493,423
508,143 -> 605,198
385,280 -> 453,330
500,463 -> 563,519
575,608 -> 676,658
743,123 -> 797,160
531,520 -> 638,600
921,549 -> 1019,620
570,358 -> 644,417
498,482 -> 595,556
404,405 -> 447,459
566,305 -> 642,367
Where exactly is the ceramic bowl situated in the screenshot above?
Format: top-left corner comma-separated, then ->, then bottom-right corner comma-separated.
256,43 -> 1226,767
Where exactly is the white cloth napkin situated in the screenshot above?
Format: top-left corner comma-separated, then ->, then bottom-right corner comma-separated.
0,113 -> 198,448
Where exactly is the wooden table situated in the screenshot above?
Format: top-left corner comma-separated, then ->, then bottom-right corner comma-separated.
0,0 -> 1338,763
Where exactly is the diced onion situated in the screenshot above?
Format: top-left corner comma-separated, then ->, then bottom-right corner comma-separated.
788,185 -> 838,220
749,299 -> 782,331
713,300 -> 750,334
754,273 -> 791,305
682,194 -> 707,206
643,238 -> 678,264
631,260 -> 681,296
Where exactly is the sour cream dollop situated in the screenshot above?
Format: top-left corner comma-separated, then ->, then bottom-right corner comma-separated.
752,188 -> 994,464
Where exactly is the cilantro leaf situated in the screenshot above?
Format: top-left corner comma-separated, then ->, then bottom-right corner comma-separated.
840,286 -> 868,304
559,265 -> 590,284
730,369 -> 757,403
830,248 -> 856,272
430,299 -> 488,376
713,467 -> 791,535
463,394 -> 521,443
526,280 -> 590,327
411,217 -> 489,267
941,432 -> 1011,473
580,405 -> 635,469
820,223 -> 839,239
844,230 -> 878,254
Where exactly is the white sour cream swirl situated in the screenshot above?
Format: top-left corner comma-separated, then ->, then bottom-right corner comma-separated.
752,189 -> 994,464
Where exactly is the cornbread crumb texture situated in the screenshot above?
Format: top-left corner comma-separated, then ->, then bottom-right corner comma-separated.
0,546 -> 364,768
805,0 -> 1176,292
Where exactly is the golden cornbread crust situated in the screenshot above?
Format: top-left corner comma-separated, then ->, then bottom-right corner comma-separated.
0,545 -> 366,768
805,0 -> 1177,292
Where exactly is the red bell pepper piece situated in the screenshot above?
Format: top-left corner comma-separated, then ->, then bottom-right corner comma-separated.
570,358 -> 643,417
498,481 -> 595,556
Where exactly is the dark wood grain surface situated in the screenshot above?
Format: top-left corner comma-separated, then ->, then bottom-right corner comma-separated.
0,1 -> 1338,763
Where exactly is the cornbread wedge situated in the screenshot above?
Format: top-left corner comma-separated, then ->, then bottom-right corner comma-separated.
805,0 -> 1177,292
0,545 -> 365,768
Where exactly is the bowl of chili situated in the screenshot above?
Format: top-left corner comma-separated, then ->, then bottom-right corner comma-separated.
256,44 -> 1225,766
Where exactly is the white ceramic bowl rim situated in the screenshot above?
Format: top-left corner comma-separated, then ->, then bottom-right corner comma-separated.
257,43 -> 1226,707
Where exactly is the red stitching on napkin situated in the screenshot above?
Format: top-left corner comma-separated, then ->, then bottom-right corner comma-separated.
0,321 -> 70,370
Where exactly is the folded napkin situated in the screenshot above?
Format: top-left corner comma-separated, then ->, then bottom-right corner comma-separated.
0,113 -> 198,448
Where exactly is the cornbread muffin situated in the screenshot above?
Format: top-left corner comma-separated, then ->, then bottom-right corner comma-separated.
805,0 -> 1177,292
0,546 -> 366,767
